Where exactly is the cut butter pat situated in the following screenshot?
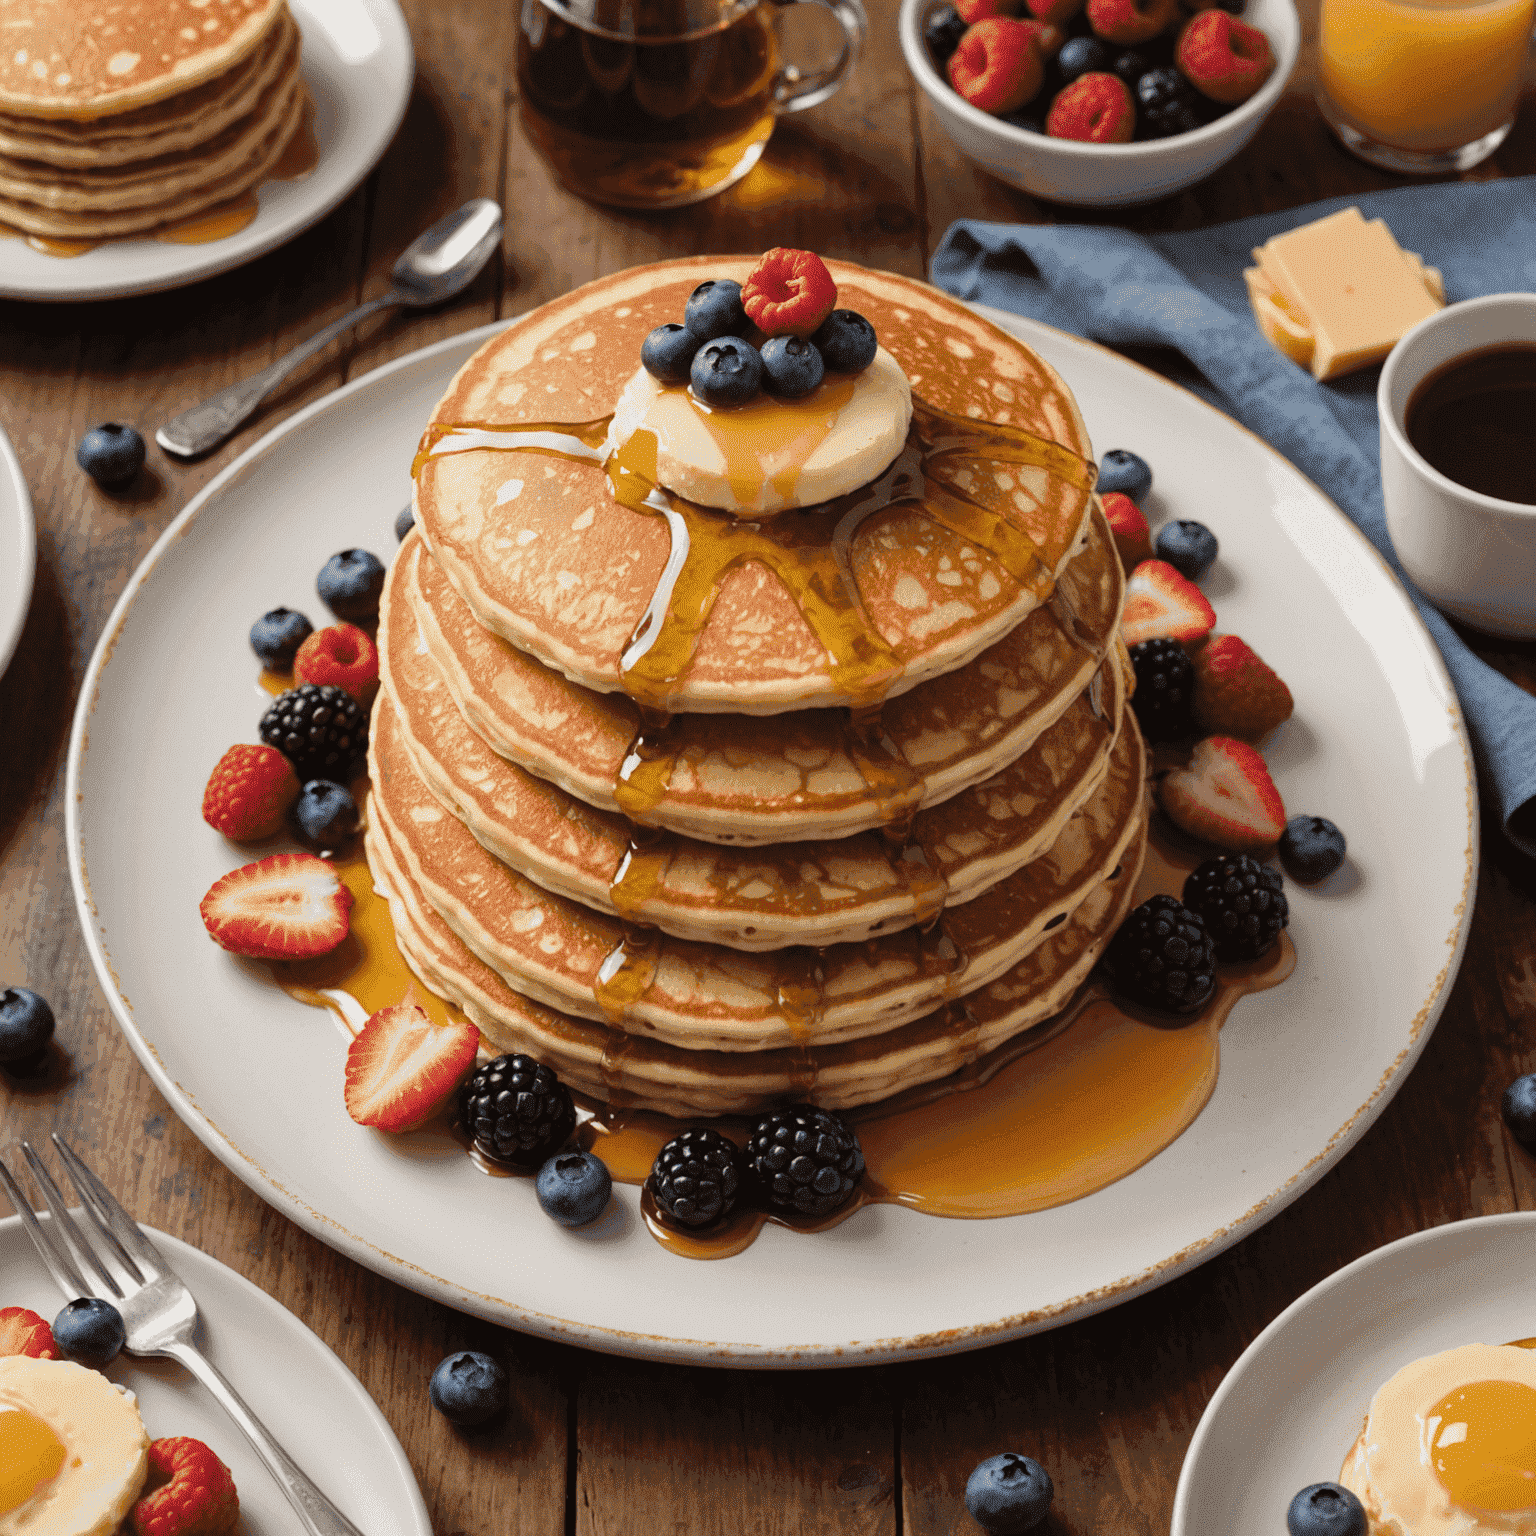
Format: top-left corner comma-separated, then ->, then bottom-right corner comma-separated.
1246,207 -> 1443,381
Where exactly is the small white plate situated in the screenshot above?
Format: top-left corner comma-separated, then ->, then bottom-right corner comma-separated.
0,0 -> 413,304
0,422 -> 35,680
1173,1211 -> 1536,1533
0,1212 -> 431,1534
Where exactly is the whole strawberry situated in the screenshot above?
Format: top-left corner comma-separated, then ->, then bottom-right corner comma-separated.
201,745 -> 300,842
1101,491 -> 1152,573
130,1437 -> 239,1536
0,1305 -> 58,1359
1191,634 -> 1293,740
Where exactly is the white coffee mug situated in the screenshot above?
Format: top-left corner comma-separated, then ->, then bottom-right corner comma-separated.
1378,292 -> 1536,639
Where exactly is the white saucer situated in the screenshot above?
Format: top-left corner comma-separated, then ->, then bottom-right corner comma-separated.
0,0 -> 413,304
0,1212 -> 431,1534
0,422 -> 35,679
1173,1211 -> 1536,1532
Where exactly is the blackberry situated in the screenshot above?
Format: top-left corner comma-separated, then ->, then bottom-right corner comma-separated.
258,683 -> 368,784
1182,854 -> 1288,962
1136,67 -> 1202,137
648,1127 -> 741,1228
746,1105 -> 864,1216
924,3 -> 969,66
1128,637 -> 1193,743
460,1053 -> 576,1166
1104,895 -> 1216,1014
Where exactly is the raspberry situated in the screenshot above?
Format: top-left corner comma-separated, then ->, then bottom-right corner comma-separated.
741,249 -> 839,338
948,18 -> 1045,114
1046,71 -> 1135,140
129,1438 -> 239,1536
200,744 -> 300,842
0,1306 -> 58,1359
292,623 -> 379,703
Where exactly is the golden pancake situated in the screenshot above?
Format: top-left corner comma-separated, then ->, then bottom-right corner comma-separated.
413,257 -> 1098,714
403,505 -> 1122,844
366,695 -> 1147,1052
0,0 -> 286,119
384,542 -> 1129,949
368,806 -> 1148,1117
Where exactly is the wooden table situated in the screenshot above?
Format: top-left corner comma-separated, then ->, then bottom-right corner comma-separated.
3,4 -> 1534,1530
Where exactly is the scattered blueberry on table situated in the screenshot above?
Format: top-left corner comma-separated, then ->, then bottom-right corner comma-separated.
1278,816 -> 1347,883
249,607 -> 313,670
965,1452 -> 1054,1533
0,986 -> 55,1072
1501,1072 -> 1536,1154
536,1150 -> 613,1227
76,423 -> 145,489
316,549 -> 386,622
1286,1482 -> 1367,1536
52,1297 -> 126,1366
429,1350 -> 509,1427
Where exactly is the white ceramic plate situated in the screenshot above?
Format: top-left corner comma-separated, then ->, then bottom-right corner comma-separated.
66,311 -> 1476,1367
1172,1212 -> 1536,1532
0,422 -> 35,681
0,1212 -> 430,1532
0,0 -> 413,304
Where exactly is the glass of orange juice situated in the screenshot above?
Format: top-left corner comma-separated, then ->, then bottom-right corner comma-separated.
1317,0 -> 1535,172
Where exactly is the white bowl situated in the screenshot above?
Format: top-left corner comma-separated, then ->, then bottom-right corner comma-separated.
898,0 -> 1300,207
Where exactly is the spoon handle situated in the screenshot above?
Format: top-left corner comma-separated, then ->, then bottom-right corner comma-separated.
156,290 -> 402,459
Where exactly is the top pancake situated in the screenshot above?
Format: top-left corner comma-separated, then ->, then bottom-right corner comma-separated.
414,257 -> 1098,715
0,0 -> 285,119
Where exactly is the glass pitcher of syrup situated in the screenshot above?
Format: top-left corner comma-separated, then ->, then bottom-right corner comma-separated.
517,0 -> 867,208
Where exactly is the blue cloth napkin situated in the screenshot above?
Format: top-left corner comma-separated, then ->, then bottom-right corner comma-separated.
932,181 -> 1536,857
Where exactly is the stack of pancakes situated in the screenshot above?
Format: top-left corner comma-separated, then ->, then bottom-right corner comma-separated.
370,257 -> 1148,1119
0,0 -> 302,240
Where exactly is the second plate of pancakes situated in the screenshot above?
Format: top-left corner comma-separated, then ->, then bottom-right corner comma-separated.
0,0 -> 412,302
66,304 -> 1475,1365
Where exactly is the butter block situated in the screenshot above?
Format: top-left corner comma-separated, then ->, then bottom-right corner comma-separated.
1249,207 -> 1443,381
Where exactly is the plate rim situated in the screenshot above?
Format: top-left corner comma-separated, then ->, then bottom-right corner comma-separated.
0,0 -> 415,304
65,309 -> 1479,1367
1169,1208 -> 1536,1533
0,1211 -> 433,1533
0,419 -> 36,679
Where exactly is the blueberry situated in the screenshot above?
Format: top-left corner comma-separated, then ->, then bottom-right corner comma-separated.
1109,49 -> 1148,84
811,310 -> 879,374
760,336 -> 825,400
249,607 -> 313,670
294,780 -> 360,849
0,987 -> 54,1069
429,1350 -> 509,1428
1057,36 -> 1110,80
965,1453 -> 1054,1534
1096,448 -> 1152,502
76,423 -> 145,489
1501,1072 -> 1536,1154
924,4 -> 969,65
395,503 -> 415,541
53,1298 -> 125,1366
684,278 -> 750,342
1278,816 -> 1347,883
691,336 -> 763,408
536,1150 -> 613,1227
641,322 -> 701,385
1286,1483 -> 1366,1536
1156,519 -> 1219,581
317,549 -> 386,622
1137,66 -> 1203,137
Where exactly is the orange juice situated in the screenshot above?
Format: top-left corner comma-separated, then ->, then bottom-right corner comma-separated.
1320,0 -> 1534,152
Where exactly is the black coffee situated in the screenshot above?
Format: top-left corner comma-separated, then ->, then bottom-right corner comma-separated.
1405,342 -> 1536,506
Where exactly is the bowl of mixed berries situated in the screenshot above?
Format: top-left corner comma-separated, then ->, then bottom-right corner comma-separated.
898,0 -> 1298,205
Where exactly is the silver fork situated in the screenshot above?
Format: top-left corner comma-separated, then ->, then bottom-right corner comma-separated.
0,1137 -> 367,1536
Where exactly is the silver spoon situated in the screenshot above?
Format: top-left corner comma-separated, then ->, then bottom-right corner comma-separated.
156,197 -> 503,459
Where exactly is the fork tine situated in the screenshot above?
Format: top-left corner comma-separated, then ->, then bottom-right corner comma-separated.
20,1143 -> 127,1298
51,1136 -> 168,1278
0,1156 -> 94,1299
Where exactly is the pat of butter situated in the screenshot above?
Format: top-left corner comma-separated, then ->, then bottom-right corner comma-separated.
1247,207 -> 1444,381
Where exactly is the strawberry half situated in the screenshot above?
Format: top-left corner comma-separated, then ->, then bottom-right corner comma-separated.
0,1306 -> 58,1359
199,853 -> 352,960
1160,735 -> 1286,852
1101,491 -> 1152,573
1121,559 -> 1217,648
1191,633 -> 1294,741
343,1002 -> 479,1133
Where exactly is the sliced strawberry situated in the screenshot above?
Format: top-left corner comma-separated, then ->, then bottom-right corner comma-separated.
742,249 -> 839,338
1121,559 -> 1216,648
199,853 -> 352,961
343,1003 -> 479,1133
1160,735 -> 1286,852
1101,491 -> 1152,573
0,1306 -> 58,1359
1191,633 -> 1294,741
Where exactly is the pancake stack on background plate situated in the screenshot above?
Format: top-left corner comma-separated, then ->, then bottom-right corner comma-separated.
0,0 -> 303,241
370,257 -> 1147,1119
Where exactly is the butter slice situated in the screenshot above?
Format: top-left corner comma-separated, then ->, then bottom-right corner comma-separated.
1248,207 -> 1443,381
